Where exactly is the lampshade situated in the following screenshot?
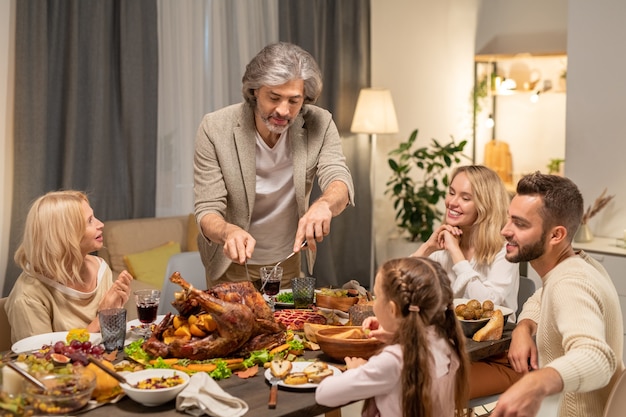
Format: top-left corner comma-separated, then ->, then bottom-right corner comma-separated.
350,88 -> 399,134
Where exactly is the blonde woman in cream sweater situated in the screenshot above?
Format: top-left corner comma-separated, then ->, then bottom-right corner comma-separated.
494,173 -> 624,417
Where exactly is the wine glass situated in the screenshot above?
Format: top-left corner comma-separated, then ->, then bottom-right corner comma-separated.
260,266 -> 283,311
134,289 -> 161,336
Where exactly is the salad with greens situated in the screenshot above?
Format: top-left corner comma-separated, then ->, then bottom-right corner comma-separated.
275,291 -> 294,304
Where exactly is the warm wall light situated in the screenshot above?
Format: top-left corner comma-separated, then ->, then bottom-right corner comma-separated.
485,114 -> 495,128
351,88 -> 399,288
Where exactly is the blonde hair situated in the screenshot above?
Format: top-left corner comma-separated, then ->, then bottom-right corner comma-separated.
450,165 -> 510,266
14,190 -> 90,286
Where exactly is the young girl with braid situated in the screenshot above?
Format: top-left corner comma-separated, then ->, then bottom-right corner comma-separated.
315,257 -> 469,417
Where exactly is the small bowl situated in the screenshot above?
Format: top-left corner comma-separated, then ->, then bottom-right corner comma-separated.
315,326 -> 384,362
315,293 -> 359,312
454,298 -> 514,338
25,369 -> 96,415
119,369 -> 190,407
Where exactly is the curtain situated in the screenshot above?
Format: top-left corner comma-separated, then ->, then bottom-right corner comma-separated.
156,0 -> 371,288
156,0 -> 279,216
3,0 -> 158,295
278,0 -> 371,288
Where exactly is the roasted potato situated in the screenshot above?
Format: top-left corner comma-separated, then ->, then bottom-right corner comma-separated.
457,299 -> 496,320
454,304 -> 467,317
466,299 -> 482,311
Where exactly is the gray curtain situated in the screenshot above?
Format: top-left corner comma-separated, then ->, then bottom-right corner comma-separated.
278,0 -> 372,288
3,0 -> 158,295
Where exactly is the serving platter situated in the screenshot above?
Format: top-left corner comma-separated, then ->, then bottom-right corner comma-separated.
12,332 -> 102,353
264,361 -> 341,390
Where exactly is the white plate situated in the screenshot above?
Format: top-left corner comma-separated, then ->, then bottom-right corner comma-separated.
264,289 -> 321,308
126,315 -> 167,332
125,315 -> 168,344
11,332 -> 102,353
453,298 -> 514,319
264,361 -> 341,390
264,289 -> 295,307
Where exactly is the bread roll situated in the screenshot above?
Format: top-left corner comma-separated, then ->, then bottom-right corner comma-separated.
270,359 -> 292,378
308,368 -> 333,383
284,372 -> 309,385
303,361 -> 328,375
303,361 -> 333,383
472,309 -> 504,342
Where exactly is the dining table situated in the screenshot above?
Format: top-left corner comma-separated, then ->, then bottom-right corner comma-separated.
82,322 -> 515,417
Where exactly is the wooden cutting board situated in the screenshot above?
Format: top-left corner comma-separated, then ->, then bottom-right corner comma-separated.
484,139 -> 513,184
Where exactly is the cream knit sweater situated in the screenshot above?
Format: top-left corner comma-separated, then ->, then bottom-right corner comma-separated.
518,251 -> 624,417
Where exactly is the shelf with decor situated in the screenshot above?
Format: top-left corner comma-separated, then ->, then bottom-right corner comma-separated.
471,53 -> 567,185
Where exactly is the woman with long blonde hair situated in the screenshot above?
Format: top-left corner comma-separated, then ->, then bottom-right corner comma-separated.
412,165 -> 521,398
412,165 -> 518,312
5,190 -> 132,342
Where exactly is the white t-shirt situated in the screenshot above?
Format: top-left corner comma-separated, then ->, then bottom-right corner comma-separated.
248,130 -> 298,264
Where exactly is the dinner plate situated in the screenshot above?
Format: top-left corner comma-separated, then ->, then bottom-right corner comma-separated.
11,332 -> 102,353
126,315 -> 167,332
264,289 -> 321,308
264,361 -> 341,390
264,289 -> 295,307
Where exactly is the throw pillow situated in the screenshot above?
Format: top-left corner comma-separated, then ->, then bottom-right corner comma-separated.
187,213 -> 199,252
123,241 -> 181,288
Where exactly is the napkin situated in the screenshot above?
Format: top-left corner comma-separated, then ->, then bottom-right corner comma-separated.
176,372 -> 248,417
342,279 -> 367,297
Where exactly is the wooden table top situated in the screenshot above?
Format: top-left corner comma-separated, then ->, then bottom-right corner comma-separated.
83,324 -> 514,416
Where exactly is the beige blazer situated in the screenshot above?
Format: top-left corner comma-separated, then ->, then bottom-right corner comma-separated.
193,102 -> 354,284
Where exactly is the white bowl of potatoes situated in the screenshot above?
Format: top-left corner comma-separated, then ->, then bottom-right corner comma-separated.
454,298 -> 513,338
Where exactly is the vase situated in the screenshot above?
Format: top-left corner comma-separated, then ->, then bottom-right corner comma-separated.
574,223 -> 593,243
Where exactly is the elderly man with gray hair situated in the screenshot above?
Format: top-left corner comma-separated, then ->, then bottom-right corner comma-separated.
193,42 -> 354,288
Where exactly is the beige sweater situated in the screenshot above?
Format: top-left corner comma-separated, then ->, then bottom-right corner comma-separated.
5,257 -> 113,343
193,103 -> 355,283
519,251 -> 624,417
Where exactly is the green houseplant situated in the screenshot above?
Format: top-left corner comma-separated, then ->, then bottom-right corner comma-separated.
386,129 -> 469,242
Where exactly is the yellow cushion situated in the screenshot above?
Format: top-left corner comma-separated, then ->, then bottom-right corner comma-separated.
187,214 -> 199,252
123,241 -> 181,288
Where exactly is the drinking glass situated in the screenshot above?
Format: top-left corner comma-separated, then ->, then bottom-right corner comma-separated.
260,266 -> 283,311
98,308 -> 127,352
292,276 -> 316,309
134,289 -> 160,336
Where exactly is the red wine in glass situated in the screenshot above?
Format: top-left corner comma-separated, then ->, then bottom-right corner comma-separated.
264,280 -> 281,297
137,303 -> 158,324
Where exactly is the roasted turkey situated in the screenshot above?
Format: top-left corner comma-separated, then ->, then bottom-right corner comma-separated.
142,272 -> 287,360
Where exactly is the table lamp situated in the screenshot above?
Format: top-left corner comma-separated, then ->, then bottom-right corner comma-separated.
350,88 -> 399,289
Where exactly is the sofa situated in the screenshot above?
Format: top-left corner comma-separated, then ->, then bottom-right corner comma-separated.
97,214 -> 200,320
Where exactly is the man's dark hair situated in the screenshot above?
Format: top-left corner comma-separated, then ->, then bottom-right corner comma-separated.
516,172 -> 584,241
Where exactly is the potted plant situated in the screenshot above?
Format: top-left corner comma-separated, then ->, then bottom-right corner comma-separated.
385,129 -> 470,243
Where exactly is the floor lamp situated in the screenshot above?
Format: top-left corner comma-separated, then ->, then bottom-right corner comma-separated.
350,88 -> 399,290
